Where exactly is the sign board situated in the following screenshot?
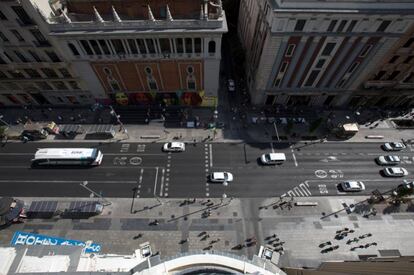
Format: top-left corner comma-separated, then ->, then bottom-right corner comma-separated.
10,231 -> 101,253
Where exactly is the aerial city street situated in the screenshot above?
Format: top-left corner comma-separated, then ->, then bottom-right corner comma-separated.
1,0 -> 414,274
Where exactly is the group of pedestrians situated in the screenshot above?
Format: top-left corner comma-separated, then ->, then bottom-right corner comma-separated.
319,227 -> 376,253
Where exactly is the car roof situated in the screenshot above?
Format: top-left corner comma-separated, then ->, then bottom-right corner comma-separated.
346,181 -> 361,188
213,172 -> 225,178
170,142 -> 184,147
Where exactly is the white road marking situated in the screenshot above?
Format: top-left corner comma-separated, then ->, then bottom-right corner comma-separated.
299,182 -> 311,196
293,186 -> 304,196
153,166 -> 159,197
209,144 -> 213,168
159,168 -> 165,197
137,168 -> 144,197
291,149 -> 298,167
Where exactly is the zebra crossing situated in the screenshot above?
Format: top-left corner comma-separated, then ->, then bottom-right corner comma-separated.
283,182 -> 312,197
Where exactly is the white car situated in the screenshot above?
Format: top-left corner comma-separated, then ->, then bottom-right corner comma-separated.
260,153 -> 286,165
163,142 -> 185,152
382,142 -> 406,151
227,79 -> 235,92
376,155 -> 401,166
340,181 -> 365,192
383,167 -> 408,177
210,172 -> 233,183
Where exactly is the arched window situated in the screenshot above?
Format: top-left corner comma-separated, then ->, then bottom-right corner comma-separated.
208,40 -> 216,54
68,43 -> 80,56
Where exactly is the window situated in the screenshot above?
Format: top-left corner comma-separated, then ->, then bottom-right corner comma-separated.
35,81 -> 53,90
327,20 -> 337,32
0,71 -> 8,79
389,56 -> 399,64
68,43 -> 80,56
89,40 -> 102,55
336,20 -> 347,32
137,39 -> 147,54
403,72 -> 414,83
80,40 -> 93,55
377,20 -> 391,32
185,38 -> 192,53
52,81 -> 68,90
285,44 -> 295,56
359,44 -> 372,57
315,59 -> 326,69
0,31 -> 9,42
8,70 -> 25,78
111,39 -> 126,55
176,38 -> 184,53
274,78 -> 281,87
28,50 -> 42,62
403,56 -> 414,64
4,52 -> 14,62
208,40 -> 216,54
346,20 -> 357,32
337,78 -> 346,88
68,81 -> 80,90
145,67 -> 158,90
45,50 -> 61,62
12,6 -> 34,25
14,51 -> 28,62
0,11 -> 7,20
321,43 -> 336,56
41,68 -> 58,78
387,71 -> 400,80
24,69 -> 41,78
30,29 -> 49,45
11,30 -> 24,41
146,39 -> 156,54
59,68 -> 72,78
347,62 -> 360,73
194,38 -> 202,53
294,20 -> 306,31
0,56 -> 6,64
280,62 -> 288,73
160,6 -> 166,19
403,38 -> 414,48
159,38 -> 171,54
98,40 -> 110,55
127,39 -> 138,54
373,71 -> 386,80
304,70 -> 320,87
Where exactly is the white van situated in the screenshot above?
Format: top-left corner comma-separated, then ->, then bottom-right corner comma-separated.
260,153 -> 286,165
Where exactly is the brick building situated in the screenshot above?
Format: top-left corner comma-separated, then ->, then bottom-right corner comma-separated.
238,0 -> 414,108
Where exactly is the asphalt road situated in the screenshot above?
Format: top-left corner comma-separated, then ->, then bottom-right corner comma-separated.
0,141 -> 413,198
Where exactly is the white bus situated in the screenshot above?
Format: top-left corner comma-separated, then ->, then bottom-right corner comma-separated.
32,148 -> 103,167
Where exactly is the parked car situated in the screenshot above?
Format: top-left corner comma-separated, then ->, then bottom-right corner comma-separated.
227,79 -> 235,92
382,142 -> 406,151
383,167 -> 408,177
209,172 -> 233,183
163,142 -> 185,152
376,155 -> 401,165
340,181 -> 365,192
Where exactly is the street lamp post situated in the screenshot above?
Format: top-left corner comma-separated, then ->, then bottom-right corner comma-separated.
109,105 -> 129,139
79,181 -> 111,206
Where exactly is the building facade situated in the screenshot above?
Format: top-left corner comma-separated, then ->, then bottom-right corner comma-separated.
0,0 -> 94,106
238,0 -> 414,108
0,0 -> 227,107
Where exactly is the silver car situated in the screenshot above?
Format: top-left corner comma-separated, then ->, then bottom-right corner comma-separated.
383,167 -> 408,177
340,181 -> 365,192
376,155 -> 401,165
382,142 -> 406,151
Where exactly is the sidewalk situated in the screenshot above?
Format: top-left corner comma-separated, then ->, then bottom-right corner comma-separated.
1,105 -> 413,143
